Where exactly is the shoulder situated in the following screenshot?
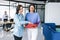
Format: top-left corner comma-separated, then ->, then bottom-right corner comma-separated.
26,12 -> 29,14
26,12 -> 30,16
15,14 -> 17,16
14,14 -> 18,18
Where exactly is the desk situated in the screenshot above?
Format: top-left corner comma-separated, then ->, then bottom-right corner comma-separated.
0,21 -> 15,31
0,21 -> 15,24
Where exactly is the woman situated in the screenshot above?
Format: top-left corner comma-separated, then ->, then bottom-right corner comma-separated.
13,5 -> 31,40
25,4 -> 40,40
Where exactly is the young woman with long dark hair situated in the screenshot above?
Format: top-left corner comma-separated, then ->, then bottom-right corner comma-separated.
13,5 -> 31,40
25,4 -> 40,40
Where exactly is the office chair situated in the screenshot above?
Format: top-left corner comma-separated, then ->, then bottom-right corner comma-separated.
42,23 -> 60,40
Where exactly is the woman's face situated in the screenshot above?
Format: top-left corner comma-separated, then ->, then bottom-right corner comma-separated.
19,7 -> 23,13
30,5 -> 35,12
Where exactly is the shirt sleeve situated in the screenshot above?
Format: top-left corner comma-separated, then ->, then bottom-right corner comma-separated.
14,14 -> 29,26
20,21 -> 29,24
36,13 -> 40,24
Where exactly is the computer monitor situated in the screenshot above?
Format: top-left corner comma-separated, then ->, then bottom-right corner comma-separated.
10,19 -> 14,22
4,19 -> 8,22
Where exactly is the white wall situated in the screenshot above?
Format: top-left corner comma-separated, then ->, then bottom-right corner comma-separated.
45,3 -> 60,25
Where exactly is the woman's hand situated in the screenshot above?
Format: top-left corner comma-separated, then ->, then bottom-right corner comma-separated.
29,22 -> 33,24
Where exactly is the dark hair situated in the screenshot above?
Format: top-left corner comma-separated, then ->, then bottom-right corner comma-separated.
16,5 -> 23,14
29,4 -> 35,12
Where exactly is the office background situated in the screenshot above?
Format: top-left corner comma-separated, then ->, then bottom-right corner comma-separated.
0,0 -> 60,40
0,0 -> 45,23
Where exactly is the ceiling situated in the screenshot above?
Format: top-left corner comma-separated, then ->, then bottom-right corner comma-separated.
5,0 -> 45,5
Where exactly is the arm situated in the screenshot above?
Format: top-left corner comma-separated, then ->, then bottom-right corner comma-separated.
14,14 -> 30,26
19,21 -> 30,24
36,13 -> 40,25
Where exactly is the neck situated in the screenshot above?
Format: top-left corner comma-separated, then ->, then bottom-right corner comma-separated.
30,11 -> 34,13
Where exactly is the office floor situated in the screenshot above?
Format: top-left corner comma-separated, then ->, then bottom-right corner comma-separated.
0,27 -> 45,40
